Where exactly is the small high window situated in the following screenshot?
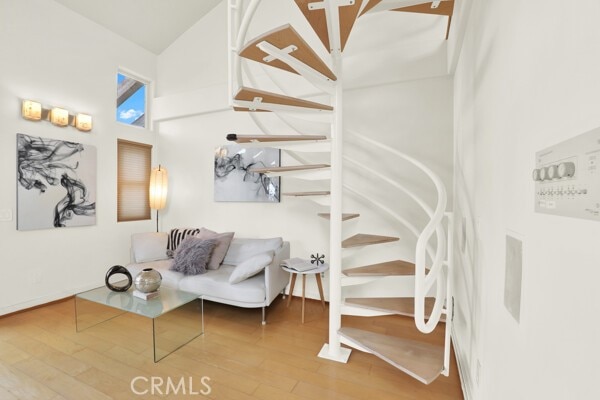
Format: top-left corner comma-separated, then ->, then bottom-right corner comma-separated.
117,72 -> 147,128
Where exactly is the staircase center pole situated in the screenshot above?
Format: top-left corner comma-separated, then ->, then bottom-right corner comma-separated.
323,49 -> 348,361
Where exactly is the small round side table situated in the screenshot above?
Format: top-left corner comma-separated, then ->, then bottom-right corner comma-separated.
281,263 -> 329,323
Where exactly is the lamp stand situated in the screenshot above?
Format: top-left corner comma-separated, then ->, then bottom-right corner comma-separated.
156,209 -> 159,233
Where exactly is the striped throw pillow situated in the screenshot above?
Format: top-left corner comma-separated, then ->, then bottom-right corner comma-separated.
167,228 -> 201,257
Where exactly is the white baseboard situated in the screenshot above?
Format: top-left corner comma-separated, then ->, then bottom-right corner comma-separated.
452,326 -> 475,400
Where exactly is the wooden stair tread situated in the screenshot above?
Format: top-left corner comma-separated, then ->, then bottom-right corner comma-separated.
392,1 -> 454,16
249,164 -> 330,173
342,234 -> 399,248
283,191 -> 330,196
239,24 -> 337,81
344,297 -> 437,318
362,0 -> 453,15
360,0 -> 382,16
338,327 -> 444,384
294,0 -> 364,52
234,87 -> 333,111
318,213 -> 360,221
233,107 -> 269,112
343,260 -> 416,276
227,134 -> 327,143
361,0 -> 454,39
392,1 -> 455,39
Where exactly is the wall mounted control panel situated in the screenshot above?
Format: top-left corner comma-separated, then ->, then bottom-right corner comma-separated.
534,127 -> 600,221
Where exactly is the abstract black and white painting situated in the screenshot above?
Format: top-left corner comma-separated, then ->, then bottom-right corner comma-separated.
214,145 -> 280,202
17,133 -> 97,230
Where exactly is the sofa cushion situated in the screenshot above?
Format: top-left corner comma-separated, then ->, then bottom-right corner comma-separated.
195,228 -> 235,270
126,259 -> 182,288
166,228 -> 201,257
171,237 -> 216,275
178,265 -> 265,303
223,237 -> 283,266
131,232 -> 169,263
229,252 -> 274,284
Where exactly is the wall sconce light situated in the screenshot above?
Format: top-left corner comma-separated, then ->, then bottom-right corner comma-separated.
22,100 -> 42,121
21,100 -> 93,132
75,113 -> 93,132
149,165 -> 168,232
50,107 -> 69,127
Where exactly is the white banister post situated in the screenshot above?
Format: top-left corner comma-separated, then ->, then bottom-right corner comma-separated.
319,49 -> 351,363
442,212 -> 454,375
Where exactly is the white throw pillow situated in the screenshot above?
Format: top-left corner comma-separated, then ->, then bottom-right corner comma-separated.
195,228 -> 235,270
228,252 -> 274,284
132,232 -> 169,263
223,237 -> 283,266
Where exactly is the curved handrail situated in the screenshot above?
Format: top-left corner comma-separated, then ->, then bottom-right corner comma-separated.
342,157 -> 438,261
343,184 -> 436,262
348,130 -> 447,333
343,156 -> 434,217
234,0 -> 262,90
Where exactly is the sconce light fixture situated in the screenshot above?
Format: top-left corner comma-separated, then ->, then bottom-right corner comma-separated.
50,107 -> 69,127
149,165 -> 168,233
22,100 -> 42,121
21,100 -> 92,132
75,113 -> 93,132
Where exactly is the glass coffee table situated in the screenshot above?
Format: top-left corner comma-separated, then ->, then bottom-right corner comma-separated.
75,285 -> 203,362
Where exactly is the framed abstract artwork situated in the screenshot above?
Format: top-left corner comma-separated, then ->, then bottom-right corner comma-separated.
16,133 -> 97,230
214,145 -> 280,202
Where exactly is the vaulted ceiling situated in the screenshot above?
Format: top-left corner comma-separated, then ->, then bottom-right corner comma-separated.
52,0 -> 222,54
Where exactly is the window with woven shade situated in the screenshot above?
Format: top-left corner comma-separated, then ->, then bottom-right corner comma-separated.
117,139 -> 152,222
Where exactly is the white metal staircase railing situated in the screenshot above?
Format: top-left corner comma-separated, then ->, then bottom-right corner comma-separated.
348,130 -> 448,333
227,0 -> 454,381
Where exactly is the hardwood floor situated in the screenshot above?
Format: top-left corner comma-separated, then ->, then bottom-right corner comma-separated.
0,296 -> 463,399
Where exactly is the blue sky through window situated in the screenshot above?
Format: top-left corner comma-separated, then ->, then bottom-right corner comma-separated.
117,73 -> 146,127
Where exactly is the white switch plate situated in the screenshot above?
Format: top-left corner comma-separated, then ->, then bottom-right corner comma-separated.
0,209 -> 13,221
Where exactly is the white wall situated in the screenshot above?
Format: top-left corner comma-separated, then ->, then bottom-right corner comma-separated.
0,0 -> 157,314
453,0 -> 600,398
156,1 -> 453,300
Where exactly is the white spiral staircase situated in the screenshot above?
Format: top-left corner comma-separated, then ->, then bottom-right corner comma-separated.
227,0 -> 455,385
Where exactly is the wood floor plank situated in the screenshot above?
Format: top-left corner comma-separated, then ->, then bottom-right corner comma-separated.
162,352 -> 260,395
0,363 -> 60,399
0,297 -> 463,399
188,334 -> 265,367
13,358 -> 112,400
7,335 -> 91,376
182,344 -> 298,392
10,324 -> 85,355
260,359 -> 404,400
0,340 -> 31,365
0,386 -> 19,400
74,367 -> 132,399
71,348 -> 149,384
253,383 -> 312,400
292,380 -> 369,400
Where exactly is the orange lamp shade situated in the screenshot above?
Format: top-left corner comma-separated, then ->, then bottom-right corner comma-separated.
149,166 -> 168,210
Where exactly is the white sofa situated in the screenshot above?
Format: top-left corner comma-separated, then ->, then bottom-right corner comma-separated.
126,232 -> 290,324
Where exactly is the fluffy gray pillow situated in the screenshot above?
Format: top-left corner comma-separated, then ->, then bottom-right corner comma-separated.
170,237 -> 217,275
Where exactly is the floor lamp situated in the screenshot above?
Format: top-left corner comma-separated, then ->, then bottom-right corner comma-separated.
149,165 -> 168,233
